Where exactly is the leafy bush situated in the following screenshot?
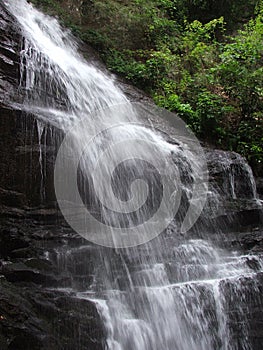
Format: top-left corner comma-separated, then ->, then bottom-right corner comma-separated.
31,0 -> 263,174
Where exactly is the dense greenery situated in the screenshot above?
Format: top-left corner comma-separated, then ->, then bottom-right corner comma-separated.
31,0 -> 263,174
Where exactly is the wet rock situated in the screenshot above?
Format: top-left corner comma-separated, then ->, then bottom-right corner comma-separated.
0,278 -> 50,350
0,334 -> 8,350
24,258 -> 53,271
9,247 -> 34,259
0,107 -> 62,209
220,272 -> 263,350
0,188 -> 26,208
0,214 -> 106,348
218,228 -> 263,253
0,1 -> 63,209
0,262 -> 59,285
240,230 -> 263,252
0,277 -> 105,350
30,289 -> 106,350
0,226 -> 30,258
256,177 -> 263,199
0,3 -> 20,104
206,149 -> 257,199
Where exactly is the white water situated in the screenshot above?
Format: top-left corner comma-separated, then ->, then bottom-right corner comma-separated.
3,0 -> 263,349
91,240 -> 262,350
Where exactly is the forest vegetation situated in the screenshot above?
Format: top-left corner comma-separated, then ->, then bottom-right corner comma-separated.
31,0 -> 263,175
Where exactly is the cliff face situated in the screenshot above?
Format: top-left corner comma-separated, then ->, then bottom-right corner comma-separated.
0,3 -> 58,209
0,2 -> 263,349
0,4 -> 105,349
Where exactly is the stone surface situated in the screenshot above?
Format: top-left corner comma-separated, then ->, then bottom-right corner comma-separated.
0,276 -> 105,350
0,215 -> 105,349
256,177 -> 263,199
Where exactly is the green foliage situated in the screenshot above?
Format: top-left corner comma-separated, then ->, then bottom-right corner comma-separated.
195,91 -> 234,142
185,0 -> 258,29
154,92 -> 197,127
105,50 -> 150,88
31,0 -> 263,174
235,117 -> 263,171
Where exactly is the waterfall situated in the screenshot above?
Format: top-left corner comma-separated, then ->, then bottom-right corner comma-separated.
3,0 -> 263,349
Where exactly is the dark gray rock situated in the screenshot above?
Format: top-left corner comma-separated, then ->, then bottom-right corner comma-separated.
0,276 -> 105,350
0,215 -> 106,349
0,3 -> 20,104
0,227 -> 30,258
241,230 -> 263,252
206,149 -> 257,199
256,177 -> 263,199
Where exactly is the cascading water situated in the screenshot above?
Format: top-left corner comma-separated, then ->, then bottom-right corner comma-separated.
2,0 -> 263,349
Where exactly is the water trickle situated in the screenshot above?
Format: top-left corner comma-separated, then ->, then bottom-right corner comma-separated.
3,0 -> 263,349
36,119 -> 44,199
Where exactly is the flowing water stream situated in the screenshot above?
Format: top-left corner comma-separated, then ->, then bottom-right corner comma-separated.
3,1 -> 263,349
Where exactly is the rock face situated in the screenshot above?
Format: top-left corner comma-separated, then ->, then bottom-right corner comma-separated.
0,214 -> 106,350
0,3 -> 106,348
0,3 -> 20,104
203,149 -> 263,234
0,2 -> 61,209
0,1 -> 263,349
